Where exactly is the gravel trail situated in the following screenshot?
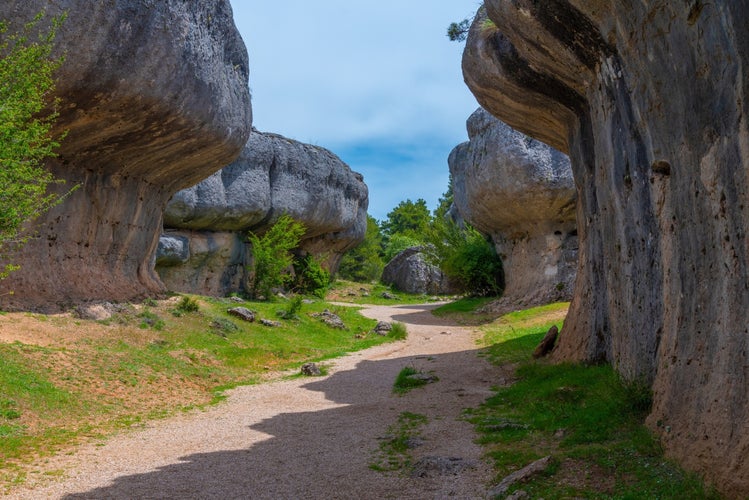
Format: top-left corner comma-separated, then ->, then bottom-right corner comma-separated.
8,303 -> 504,499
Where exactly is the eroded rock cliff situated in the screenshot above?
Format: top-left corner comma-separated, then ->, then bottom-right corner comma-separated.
463,2 -> 749,493
449,108 -> 576,310
158,130 -> 368,295
0,1 -> 252,310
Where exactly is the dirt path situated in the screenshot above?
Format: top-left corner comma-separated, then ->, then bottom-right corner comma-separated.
8,303 -> 505,499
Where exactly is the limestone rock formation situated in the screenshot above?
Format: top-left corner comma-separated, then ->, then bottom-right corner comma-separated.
449,108 -> 577,310
158,130 -> 368,295
0,1 -> 252,310
463,2 -> 749,494
381,247 -> 453,295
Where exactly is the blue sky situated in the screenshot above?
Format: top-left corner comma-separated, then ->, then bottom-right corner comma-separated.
229,1 -> 481,221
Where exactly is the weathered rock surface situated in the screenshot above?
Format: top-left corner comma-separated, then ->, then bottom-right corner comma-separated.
0,1 -> 251,310
449,108 -> 577,310
381,247 -> 454,295
463,2 -> 749,494
158,130 -> 368,295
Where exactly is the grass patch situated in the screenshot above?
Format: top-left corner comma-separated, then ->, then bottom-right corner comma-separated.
431,296 -> 498,325
471,304 -> 720,499
370,411 -> 428,472
393,366 -> 437,394
327,280 -> 449,305
388,321 -> 407,340
0,295 -> 401,491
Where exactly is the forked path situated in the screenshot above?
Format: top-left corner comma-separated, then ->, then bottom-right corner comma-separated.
11,303 -> 505,499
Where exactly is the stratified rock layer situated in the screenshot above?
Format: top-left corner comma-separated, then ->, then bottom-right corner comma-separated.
463,2 -> 749,494
449,108 -> 576,310
0,1 -> 252,310
158,130 -> 368,295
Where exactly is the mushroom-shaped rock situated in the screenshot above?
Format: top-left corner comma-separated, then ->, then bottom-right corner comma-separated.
462,1 -> 749,494
449,108 -> 576,310
0,1 -> 252,310
159,130 -> 368,295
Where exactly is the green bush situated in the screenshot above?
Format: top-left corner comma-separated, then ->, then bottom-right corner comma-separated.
0,13 -> 69,279
277,295 -> 304,320
175,296 -> 200,314
338,215 -> 384,283
247,215 -> 306,300
293,255 -> 330,298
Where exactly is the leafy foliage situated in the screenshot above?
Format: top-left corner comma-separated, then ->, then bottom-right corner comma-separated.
338,215 -> 384,283
447,18 -> 471,42
292,254 -> 330,298
0,13 -> 68,279
426,219 -> 503,297
247,214 -> 306,300
381,198 -> 431,241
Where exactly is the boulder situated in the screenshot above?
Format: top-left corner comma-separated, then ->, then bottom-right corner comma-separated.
227,307 -> 255,322
0,1 -> 251,310
381,247 -> 454,295
462,2 -> 749,494
158,130 -> 368,295
449,108 -> 577,311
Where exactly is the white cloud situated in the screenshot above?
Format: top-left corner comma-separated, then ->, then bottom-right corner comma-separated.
230,0 -> 481,217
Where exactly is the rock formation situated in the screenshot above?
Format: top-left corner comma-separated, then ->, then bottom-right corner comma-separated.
462,2 -> 749,494
158,130 -> 368,296
449,108 -> 577,310
0,1 -> 252,310
381,247 -> 453,296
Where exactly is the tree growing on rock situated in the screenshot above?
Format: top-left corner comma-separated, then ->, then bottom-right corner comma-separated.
0,13 -> 67,280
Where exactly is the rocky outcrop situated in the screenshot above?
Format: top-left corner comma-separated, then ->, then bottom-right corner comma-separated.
449,108 -> 576,311
0,1 -> 251,310
381,247 -> 453,295
463,2 -> 749,494
158,130 -> 368,295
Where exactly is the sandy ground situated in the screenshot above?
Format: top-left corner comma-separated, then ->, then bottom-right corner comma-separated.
6,303 -> 507,499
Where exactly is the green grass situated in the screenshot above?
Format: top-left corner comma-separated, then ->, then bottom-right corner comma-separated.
370,411 -> 428,472
393,366 -> 437,394
431,296 -> 498,325
0,294 -> 402,490
472,304 -> 720,499
328,280 -> 449,305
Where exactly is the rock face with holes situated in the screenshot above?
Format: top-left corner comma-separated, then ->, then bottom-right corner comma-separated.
449,108 -> 577,311
157,129 -> 368,295
462,2 -> 749,494
0,0 -> 251,310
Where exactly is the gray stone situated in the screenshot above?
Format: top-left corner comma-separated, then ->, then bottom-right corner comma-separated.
462,2 -> 749,493
0,0 -> 251,311
260,319 -> 282,327
373,321 -> 392,336
487,456 -> 551,497
312,310 -> 346,330
76,302 -> 118,321
410,456 -> 478,478
380,292 -> 398,300
163,129 -> 368,271
227,307 -> 255,322
155,235 -> 190,267
449,108 -> 577,310
301,363 -> 322,376
381,247 -> 455,295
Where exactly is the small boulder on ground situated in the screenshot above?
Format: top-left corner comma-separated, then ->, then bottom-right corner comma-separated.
301,362 -> 322,376
312,309 -> 346,330
380,291 -> 398,300
532,325 -> 559,359
260,319 -> 282,327
76,302 -> 119,321
373,321 -> 392,336
410,456 -> 478,478
227,307 -> 255,322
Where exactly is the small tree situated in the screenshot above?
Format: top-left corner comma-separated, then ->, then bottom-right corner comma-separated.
247,214 -> 306,299
0,13 -> 67,279
338,215 -> 385,282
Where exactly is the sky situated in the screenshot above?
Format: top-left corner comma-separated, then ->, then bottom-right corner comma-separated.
229,0 -> 482,221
